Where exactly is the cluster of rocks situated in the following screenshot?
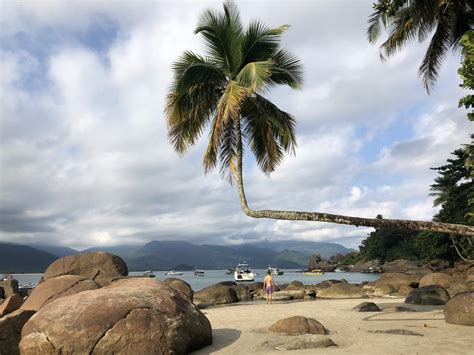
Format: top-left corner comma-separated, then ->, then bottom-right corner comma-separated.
0,252 -> 212,355
192,259 -> 473,328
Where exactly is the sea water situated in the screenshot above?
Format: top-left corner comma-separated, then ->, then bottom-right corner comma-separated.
10,269 -> 380,291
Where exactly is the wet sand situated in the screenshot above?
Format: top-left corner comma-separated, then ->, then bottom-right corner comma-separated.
193,298 -> 473,354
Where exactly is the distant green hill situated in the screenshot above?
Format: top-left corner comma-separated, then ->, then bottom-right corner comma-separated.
0,243 -> 58,273
252,240 -> 355,258
0,239 -> 354,272
32,245 -> 78,258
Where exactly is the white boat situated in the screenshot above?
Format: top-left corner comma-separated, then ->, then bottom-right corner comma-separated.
234,262 -> 255,282
143,270 -> 155,278
267,265 -> 284,275
165,270 -> 183,276
194,270 -> 205,276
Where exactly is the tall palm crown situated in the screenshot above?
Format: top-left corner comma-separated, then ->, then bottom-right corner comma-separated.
368,0 -> 474,92
165,1 -> 303,181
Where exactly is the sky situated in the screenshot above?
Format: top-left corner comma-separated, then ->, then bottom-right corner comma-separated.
0,0 -> 471,250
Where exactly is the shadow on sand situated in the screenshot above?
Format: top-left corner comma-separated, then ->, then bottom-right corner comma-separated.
361,303 -> 445,322
192,328 -> 242,354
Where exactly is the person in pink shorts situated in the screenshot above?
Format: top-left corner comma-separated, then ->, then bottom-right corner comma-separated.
263,270 -> 276,304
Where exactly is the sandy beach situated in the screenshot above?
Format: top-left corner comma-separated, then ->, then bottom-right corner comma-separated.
194,298 -> 474,355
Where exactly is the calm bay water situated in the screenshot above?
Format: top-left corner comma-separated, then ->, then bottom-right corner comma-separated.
11,269 -> 380,291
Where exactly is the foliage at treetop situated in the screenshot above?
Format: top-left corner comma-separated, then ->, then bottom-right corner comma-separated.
165,0 -> 302,182
368,0 -> 474,92
458,31 -> 474,121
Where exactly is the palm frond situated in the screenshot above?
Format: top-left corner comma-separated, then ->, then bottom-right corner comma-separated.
419,12 -> 451,93
240,21 -> 289,68
367,6 -> 386,43
203,81 -> 249,173
195,0 -> 243,75
270,49 -> 303,89
236,60 -> 273,92
166,82 -> 220,154
166,52 -> 226,154
241,94 -> 296,173
380,5 -> 422,58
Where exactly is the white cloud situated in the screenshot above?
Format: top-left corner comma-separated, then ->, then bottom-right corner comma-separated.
0,0 -> 470,250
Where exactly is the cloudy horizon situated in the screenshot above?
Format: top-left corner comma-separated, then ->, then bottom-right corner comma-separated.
1,0 -> 471,250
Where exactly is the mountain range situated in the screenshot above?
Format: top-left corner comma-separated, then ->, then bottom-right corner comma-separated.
0,240 -> 355,273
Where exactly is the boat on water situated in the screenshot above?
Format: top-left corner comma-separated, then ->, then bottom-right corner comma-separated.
194,270 -> 205,276
302,269 -> 325,276
143,270 -> 155,278
165,270 -> 183,276
267,266 -> 284,275
225,268 -> 234,275
234,262 -> 255,282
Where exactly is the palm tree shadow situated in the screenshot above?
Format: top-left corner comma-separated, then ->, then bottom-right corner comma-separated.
192,328 -> 242,354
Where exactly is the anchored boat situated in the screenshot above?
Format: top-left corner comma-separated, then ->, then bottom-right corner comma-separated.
234,262 -> 255,282
165,270 -> 183,276
302,269 -> 325,276
267,265 -> 284,275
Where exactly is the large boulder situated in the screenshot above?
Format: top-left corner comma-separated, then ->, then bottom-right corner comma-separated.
352,302 -> 381,312
447,282 -> 472,298
351,259 -> 381,272
405,285 -> 450,305
0,279 -> 19,298
381,259 -> 419,273
193,284 -> 238,306
315,280 -> 342,290
317,283 -> 367,299
269,316 -> 327,335
373,285 -> 397,297
444,292 -> 474,326
376,273 -> 420,288
0,294 -> 23,317
419,273 -> 450,289
234,284 -> 251,302
0,309 -> 36,355
163,278 -> 193,302
19,279 -> 212,354
397,285 -> 414,297
40,252 -> 128,287
247,282 -> 263,293
308,257 -> 336,272
20,275 -> 100,312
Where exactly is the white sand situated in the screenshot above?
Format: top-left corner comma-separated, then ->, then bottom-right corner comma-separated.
193,298 -> 474,355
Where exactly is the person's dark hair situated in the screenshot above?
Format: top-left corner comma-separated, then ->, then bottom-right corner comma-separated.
267,270 -> 271,275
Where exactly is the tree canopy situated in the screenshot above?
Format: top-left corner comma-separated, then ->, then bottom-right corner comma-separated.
368,0 -> 474,92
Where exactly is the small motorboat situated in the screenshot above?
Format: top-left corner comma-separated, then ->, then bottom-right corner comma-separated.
302,269 -> 325,276
143,270 -> 155,278
165,270 -> 183,276
225,268 -> 234,275
234,262 -> 255,282
194,270 -> 205,276
267,266 -> 284,275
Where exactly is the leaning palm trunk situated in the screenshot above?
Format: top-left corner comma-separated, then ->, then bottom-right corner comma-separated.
235,119 -> 474,237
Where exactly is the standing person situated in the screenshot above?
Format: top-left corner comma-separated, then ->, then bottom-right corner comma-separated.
263,270 -> 276,304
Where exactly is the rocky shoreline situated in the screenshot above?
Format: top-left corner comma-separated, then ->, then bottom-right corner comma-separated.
0,252 -> 473,354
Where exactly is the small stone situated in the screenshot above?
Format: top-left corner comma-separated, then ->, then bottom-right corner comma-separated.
269,316 -> 327,335
353,302 -> 381,312
270,335 -> 337,351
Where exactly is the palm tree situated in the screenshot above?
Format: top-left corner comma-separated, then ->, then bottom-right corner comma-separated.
368,0 -> 474,92
166,1 -> 474,237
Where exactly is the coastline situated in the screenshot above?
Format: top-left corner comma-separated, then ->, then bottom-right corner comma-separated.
193,298 -> 473,354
